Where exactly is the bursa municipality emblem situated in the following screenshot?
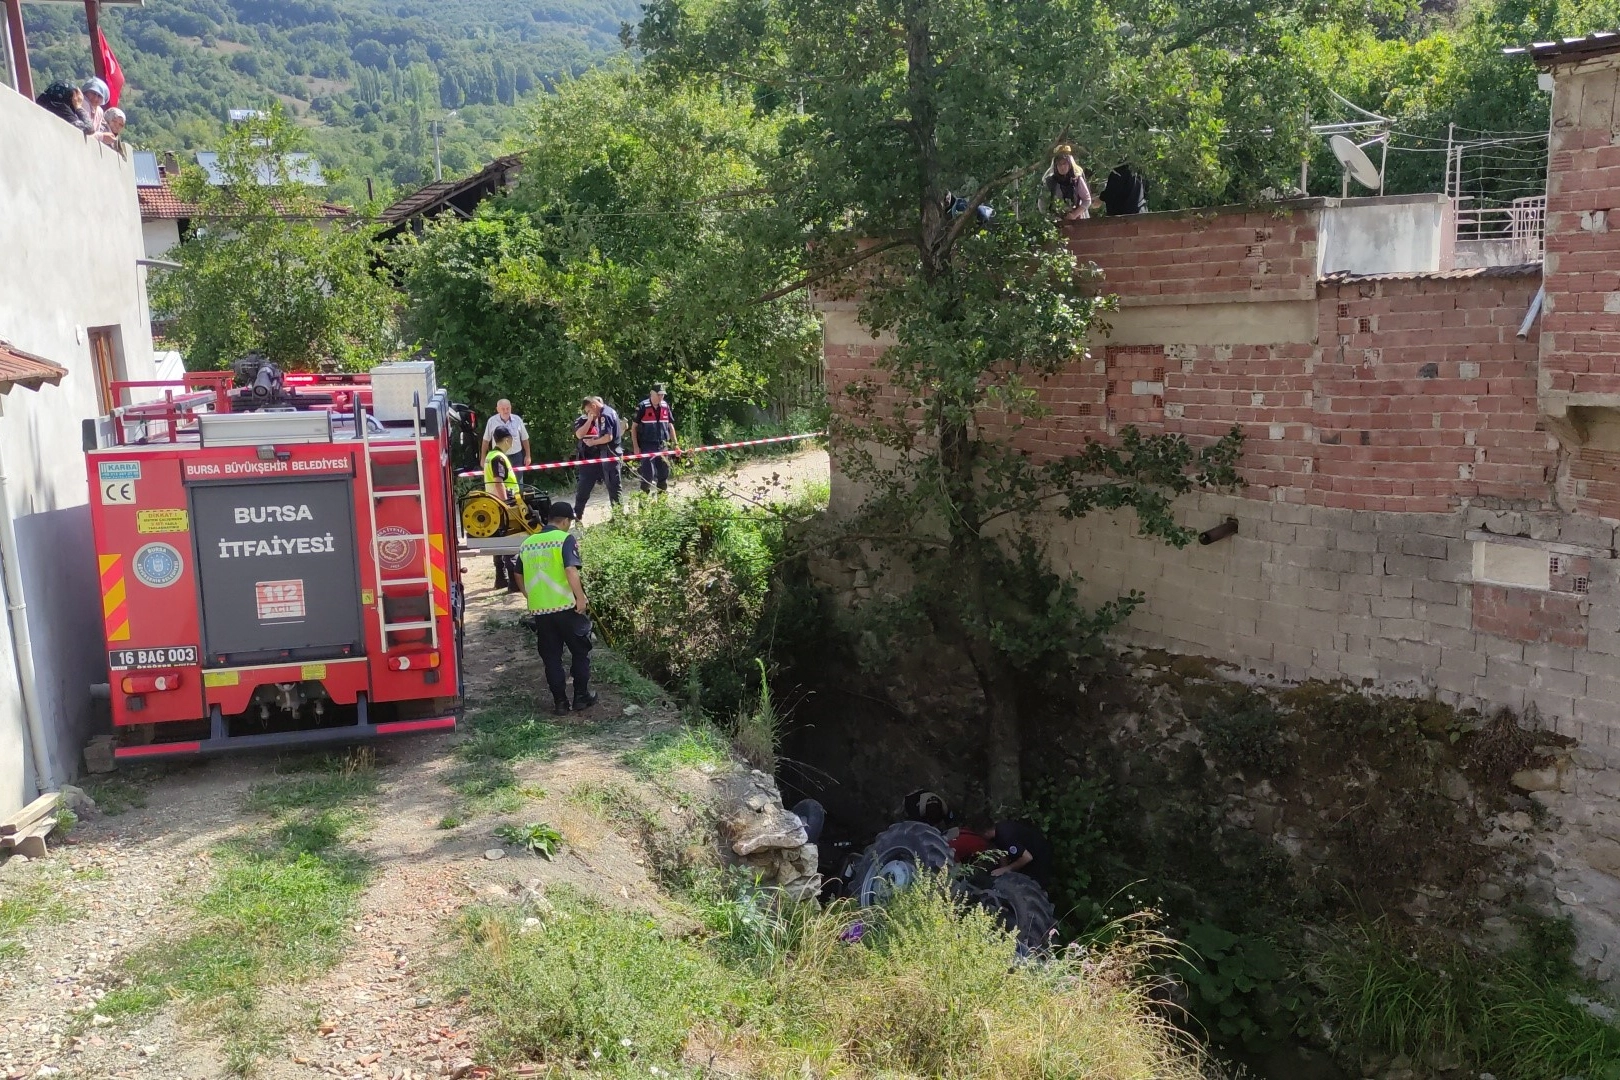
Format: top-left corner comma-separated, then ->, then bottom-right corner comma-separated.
133,543 -> 184,588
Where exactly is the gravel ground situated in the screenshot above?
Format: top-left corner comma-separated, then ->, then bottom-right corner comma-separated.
0,446 -> 828,1080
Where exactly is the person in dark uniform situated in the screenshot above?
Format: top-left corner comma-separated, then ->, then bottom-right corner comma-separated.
517,502 -> 598,715
572,396 -> 622,523
631,383 -> 681,495
967,820 -> 1054,887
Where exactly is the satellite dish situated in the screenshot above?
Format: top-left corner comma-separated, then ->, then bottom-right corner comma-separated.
1330,134 -> 1382,191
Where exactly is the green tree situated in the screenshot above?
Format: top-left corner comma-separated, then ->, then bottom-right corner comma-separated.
396,67 -> 821,457
632,0 -> 1258,805
151,107 -> 398,372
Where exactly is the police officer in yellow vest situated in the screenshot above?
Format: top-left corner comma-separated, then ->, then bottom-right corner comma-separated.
485,426 -> 523,593
518,501 -> 597,714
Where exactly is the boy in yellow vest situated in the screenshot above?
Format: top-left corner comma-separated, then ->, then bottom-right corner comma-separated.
484,426 -> 524,593
518,502 -> 596,714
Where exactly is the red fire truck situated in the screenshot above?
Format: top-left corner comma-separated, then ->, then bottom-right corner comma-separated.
84,358 -> 465,759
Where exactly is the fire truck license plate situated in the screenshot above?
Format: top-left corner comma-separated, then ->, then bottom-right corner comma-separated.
108,645 -> 198,670
255,579 -> 307,621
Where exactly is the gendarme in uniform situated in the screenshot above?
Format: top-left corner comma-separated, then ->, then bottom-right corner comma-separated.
518,511 -> 594,712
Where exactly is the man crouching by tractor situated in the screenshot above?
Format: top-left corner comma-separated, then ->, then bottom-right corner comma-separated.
518,502 -> 598,715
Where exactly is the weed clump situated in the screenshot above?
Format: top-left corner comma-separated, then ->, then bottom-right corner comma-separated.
452,880 -> 1204,1078
1321,922 -> 1620,1080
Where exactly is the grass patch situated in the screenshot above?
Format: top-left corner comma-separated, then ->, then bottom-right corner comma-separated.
620,724 -> 731,781
1321,922 -> 1620,1079
82,775 -> 150,816
566,781 -> 660,834
595,649 -> 666,707
0,879 -> 70,961
445,702 -> 562,818
450,880 -> 1202,1078
97,750 -> 377,1073
244,748 -> 379,815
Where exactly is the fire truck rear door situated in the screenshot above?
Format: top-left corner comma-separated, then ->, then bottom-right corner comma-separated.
189,478 -> 364,664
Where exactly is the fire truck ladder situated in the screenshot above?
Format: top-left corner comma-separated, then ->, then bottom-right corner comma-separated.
361,393 -> 440,653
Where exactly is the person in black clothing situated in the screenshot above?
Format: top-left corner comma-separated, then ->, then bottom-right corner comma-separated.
36,83 -> 93,133
631,383 -> 681,494
968,820 -> 1054,887
1102,163 -> 1148,216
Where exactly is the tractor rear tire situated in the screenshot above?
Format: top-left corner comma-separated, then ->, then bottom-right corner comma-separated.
982,871 -> 1057,953
850,820 -> 954,909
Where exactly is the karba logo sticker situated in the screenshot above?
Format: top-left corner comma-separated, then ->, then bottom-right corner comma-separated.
132,543 -> 184,588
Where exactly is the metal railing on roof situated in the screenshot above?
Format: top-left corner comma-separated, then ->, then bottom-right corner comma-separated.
1455,195 -> 1546,261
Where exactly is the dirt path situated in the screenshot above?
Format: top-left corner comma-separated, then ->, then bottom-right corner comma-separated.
569,443 -> 828,521
0,446 -> 827,1080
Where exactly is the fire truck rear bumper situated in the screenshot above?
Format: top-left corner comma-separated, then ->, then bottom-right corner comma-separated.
113,712 -> 459,759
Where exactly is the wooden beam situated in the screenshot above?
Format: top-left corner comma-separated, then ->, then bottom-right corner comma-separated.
4,0 -> 31,100
83,0 -> 103,80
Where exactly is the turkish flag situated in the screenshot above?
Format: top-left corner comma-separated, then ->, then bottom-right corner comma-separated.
97,29 -> 124,107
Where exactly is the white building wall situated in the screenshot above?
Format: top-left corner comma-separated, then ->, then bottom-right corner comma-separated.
0,85 -> 156,814
142,218 -> 181,259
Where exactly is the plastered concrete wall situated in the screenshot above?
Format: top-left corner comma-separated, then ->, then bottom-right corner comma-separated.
141,218 -> 180,259
1318,194 -> 1453,277
0,85 -> 156,813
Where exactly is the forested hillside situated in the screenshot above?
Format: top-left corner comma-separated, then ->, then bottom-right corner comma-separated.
14,0 -> 637,204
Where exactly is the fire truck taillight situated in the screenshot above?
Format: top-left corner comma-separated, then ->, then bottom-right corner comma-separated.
120,671 -> 184,694
387,652 -> 440,672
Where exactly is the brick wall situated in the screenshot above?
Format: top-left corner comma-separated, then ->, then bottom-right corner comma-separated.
821,197 -> 1620,981
1543,58 -> 1620,403
1065,206 -> 1319,305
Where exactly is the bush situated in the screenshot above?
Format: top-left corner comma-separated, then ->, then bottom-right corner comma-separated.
1200,690 -> 1294,775
581,487 -> 824,720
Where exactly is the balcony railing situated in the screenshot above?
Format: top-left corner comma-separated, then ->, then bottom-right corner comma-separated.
1455,195 -> 1546,262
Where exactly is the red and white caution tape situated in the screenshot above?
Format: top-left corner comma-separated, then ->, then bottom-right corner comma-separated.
457,431 -> 825,479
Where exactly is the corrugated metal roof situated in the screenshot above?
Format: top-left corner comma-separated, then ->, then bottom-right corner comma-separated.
0,342 -> 68,395
378,154 -> 524,225
1504,32 -> 1620,63
1320,264 -> 1543,284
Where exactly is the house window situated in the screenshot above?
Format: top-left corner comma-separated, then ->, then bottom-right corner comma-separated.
88,326 -> 127,413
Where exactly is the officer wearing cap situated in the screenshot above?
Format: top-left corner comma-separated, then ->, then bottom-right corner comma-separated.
484,426 -> 523,592
631,383 -> 681,495
518,501 -> 598,715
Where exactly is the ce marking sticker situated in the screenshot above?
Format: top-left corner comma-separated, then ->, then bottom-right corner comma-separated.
98,461 -> 140,505
101,479 -> 136,504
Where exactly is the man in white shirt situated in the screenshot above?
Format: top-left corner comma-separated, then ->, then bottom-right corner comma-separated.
480,400 -> 532,469
480,400 -> 532,589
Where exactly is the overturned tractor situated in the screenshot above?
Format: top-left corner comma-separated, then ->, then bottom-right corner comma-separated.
838,819 -> 1057,953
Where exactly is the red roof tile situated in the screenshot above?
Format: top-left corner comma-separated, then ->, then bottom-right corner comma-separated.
0,341 -> 69,395
137,176 -> 350,221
